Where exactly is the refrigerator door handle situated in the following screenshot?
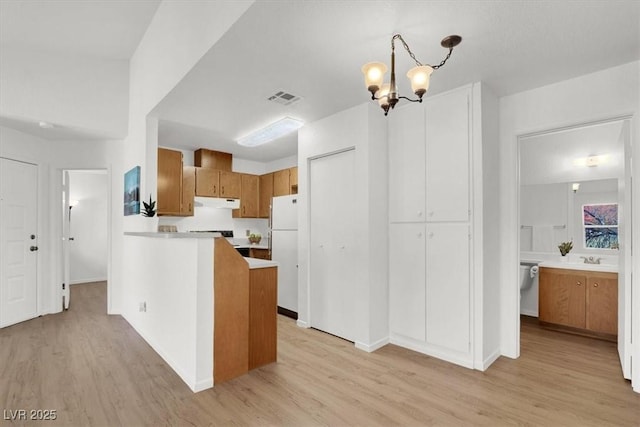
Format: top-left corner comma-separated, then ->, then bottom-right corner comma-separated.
268,202 -> 273,256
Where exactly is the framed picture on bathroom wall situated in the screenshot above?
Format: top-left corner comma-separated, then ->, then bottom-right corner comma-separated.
582,203 -> 618,249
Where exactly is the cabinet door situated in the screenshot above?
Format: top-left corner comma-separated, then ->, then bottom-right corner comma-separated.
259,173 -> 273,218
425,224 -> 470,353
195,168 -> 219,197
425,87 -> 470,222
539,268 -> 586,329
273,169 -> 290,197
194,149 -> 232,171
219,171 -> 241,198
181,166 -> 195,216
157,148 -> 182,215
389,223 -> 426,341
389,103 -> 426,223
586,273 -> 617,334
239,174 -> 259,218
289,167 -> 298,194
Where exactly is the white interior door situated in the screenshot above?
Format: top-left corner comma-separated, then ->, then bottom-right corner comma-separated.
309,149 -> 356,341
62,171 -> 70,309
0,158 -> 38,327
618,120 -> 632,379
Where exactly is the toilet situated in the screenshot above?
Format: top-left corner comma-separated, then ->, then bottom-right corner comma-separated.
519,262 -> 539,316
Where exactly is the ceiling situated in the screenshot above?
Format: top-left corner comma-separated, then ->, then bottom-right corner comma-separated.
520,121 -> 625,186
0,0 -> 161,60
1,1 -> 639,163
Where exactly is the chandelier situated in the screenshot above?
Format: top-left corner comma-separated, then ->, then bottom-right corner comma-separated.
362,34 -> 462,115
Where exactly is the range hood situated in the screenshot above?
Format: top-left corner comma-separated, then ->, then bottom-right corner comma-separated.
194,196 -> 240,209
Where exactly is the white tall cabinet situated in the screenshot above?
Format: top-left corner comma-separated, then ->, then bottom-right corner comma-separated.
389,84 -> 499,369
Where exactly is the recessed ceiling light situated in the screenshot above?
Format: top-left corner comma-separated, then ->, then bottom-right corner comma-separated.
237,117 -> 303,147
38,121 -> 54,129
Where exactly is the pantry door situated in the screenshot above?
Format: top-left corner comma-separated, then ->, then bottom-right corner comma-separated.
0,158 -> 38,328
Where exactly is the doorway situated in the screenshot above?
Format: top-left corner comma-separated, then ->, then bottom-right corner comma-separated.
61,169 -> 109,312
516,118 -> 632,380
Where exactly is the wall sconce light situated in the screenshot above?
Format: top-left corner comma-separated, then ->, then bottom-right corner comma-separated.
572,183 -> 580,193
573,155 -> 607,167
362,34 -> 462,116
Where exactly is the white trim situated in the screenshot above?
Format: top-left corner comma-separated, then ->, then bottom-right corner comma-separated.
355,337 -> 389,353
390,333 -> 474,369
70,278 -> 108,285
296,319 -> 309,328
482,348 -> 502,371
520,309 -> 538,317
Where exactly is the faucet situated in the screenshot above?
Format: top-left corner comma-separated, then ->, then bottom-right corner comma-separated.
580,256 -> 602,264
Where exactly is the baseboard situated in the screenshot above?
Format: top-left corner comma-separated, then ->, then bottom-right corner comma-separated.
520,309 -> 538,317
355,337 -> 389,353
70,277 -> 107,285
296,319 -> 309,328
277,306 -> 298,320
122,313 -> 210,393
481,348 -> 502,371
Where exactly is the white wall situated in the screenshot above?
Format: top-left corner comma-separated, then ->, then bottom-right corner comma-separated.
68,170 -> 108,284
0,125 -> 122,316
0,46 -> 128,137
298,102 -> 389,351
498,59 -> 639,390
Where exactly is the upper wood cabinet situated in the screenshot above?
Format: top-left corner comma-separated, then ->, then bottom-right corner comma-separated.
194,149 -> 232,171
273,167 -> 298,197
195,167 -> 219,197
289,167 -> 298,194
158,148 -> 184,216
259,173 -> 273,218
219,171 -> 241,199
539,267 -> 617,338
233,174 -> 259,218
182,166 -> 195,216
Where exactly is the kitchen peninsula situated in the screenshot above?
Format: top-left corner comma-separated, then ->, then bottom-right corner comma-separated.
122,232 -> 278,392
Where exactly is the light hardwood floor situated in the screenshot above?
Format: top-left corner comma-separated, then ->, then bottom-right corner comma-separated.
1,282 -> 638,426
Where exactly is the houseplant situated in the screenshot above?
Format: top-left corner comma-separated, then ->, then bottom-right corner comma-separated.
558,240 -> 573,256
142,194 -> 156,217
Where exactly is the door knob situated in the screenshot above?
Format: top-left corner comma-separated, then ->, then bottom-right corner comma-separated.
30,246 -> 38,252
30,234 -> 36,240
594,283 -> 599,287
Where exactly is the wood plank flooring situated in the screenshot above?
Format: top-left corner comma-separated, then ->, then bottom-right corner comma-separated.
1,282 -> 638,426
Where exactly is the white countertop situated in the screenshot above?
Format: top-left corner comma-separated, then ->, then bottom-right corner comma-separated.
538,261 -> 618,273
244,257 -> 278,269
124,232 -> 221,238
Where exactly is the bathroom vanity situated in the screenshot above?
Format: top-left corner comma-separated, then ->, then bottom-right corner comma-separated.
538,265 -> 617,342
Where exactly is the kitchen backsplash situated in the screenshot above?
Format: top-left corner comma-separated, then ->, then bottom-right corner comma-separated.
158,207 -> 269,240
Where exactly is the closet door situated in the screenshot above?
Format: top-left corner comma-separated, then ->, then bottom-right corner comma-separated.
425,87 -> 470,222
309,149 -> 356,341
425,223 -> 470,353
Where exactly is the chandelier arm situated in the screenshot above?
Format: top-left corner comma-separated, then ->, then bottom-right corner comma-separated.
397,95 -> 423,103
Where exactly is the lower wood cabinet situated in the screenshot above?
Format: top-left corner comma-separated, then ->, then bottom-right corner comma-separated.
539,267 -> 617,339
249,267 -> 277,369
250,248 -> 271,260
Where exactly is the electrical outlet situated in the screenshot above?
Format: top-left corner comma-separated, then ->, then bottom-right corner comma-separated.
139,302 -> 147,312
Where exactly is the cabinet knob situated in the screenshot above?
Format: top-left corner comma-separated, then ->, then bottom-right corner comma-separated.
30,246 -> 38,252
594,283 -> 599,287
576,281 -> 582,286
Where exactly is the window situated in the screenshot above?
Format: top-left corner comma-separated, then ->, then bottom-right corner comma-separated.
582,203 -> 618,249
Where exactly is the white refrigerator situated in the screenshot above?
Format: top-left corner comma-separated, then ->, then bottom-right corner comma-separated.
270,194 -> 298,314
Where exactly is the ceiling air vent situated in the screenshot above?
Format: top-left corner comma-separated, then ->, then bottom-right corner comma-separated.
267,90 -> 302,106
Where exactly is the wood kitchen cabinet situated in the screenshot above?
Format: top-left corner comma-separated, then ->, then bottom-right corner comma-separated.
194,148 -> 232,171
273,169 -> 290,197
195,167 -> 219,197
158,148 -> 193,216
289,167 -> 298,194
219,171 -> 241,199
182,166 -> 195,216
249,266 -> 277,369
233,174 -> 259,218
250,248 -> 270,260
539,267 -> 617,340
259,173 -> 273,218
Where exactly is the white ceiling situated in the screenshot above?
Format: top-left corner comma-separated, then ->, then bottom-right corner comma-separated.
1,1 -> 638,162
520,121 -> 625,186
0,0 -> 160,60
